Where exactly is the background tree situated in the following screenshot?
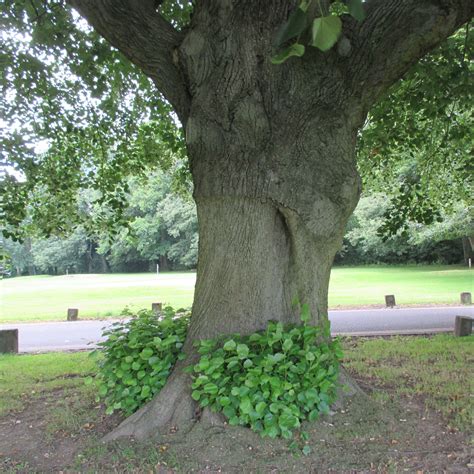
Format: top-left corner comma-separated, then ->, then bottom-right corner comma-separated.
1,0 -> 472,440
357,26 -> 473,237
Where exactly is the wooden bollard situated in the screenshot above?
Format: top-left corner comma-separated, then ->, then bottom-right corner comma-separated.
460,292 -> 472,305
152,302 -> 163,314
0,329 -> 18,353
385,294 -> 396,308
454,316 -> 473,337
67,308 -> 79,321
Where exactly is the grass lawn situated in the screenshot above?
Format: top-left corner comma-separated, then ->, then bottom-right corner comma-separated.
0,352 -> 97,416
0,335 -> 472,472
0,265 -> 472,322
343,334 -> 474,431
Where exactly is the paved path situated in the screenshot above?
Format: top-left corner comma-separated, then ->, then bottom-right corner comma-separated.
1,306 -> 472,353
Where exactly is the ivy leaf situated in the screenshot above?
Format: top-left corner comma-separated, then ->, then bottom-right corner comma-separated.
273,6 -> 309,47
271,43 -> 305,65
302,445 -> 312,456
310,16 -> 342,52
223,339 -> 237,351
347,0 -> 366,21
236,344 -> 250,358
283,338 -> 293,351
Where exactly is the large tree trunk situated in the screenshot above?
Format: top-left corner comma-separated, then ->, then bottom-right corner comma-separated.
105,120 -> 361,441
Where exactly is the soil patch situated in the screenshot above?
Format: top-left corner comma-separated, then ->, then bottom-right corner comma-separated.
1,380 -> 471,472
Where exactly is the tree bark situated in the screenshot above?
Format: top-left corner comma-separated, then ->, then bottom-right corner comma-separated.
71,0 -> 473,441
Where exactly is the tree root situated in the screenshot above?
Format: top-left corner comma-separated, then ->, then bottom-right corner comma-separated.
103,364 -> 364,443
102,367 -> 196,442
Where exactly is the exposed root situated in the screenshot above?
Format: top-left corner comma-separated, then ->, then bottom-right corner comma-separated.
103,362 -> 364,443
102,367 -> 195,442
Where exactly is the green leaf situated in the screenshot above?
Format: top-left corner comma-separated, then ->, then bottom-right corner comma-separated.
310,16 -> 342,52
278,412 -> 300,429
236,344 -> 250,358
302,445 -> 312,456
308,409 -> 319,422
219,396 -> 231,407
283,338 -> 293,351
140,385 -> 151,398
191,390 -> 202,401
274,6 -> 309,47
271,43 -> 305,65
243,359 -> 253,368
229,416 -> 240,426
347,0 -> 366,21
239,397 -> 253,415
223,405 -> 236,418
223,339 -> 237,351
203,383 -> 219,395
255,401 -> 267,414
263,425 -> 280,438
305,388 -> 320,403
84,376 -> 93,386
140,347 -> 154,360
300,303 -> 311,323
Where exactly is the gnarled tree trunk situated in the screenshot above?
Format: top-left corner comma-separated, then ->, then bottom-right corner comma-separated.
70,0 -> 473,441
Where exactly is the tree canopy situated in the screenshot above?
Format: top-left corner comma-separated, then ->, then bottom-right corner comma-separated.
1,1 -> 472,242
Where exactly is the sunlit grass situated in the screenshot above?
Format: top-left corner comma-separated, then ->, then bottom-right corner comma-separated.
0,265 -> 472,322
0,352 -> 97,416
343,334 -> 474,431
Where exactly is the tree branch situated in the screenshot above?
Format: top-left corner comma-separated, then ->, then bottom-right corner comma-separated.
348,0 -> 473,109
67,0 -> 191,123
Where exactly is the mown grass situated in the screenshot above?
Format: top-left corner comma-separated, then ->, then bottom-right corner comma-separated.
0,335 -> 472,472
0,351 -> 97,416
343,334 -> 474,431
1,334 -> 471,431
1,265 -> 471,322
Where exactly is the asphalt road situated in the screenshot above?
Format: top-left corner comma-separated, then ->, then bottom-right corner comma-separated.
1,306 -> 472,353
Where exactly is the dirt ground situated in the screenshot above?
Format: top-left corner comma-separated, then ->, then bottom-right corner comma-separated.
1,371 -> 472,473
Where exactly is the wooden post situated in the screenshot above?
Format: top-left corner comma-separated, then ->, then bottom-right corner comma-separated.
67,308 -> 79,321
454,316 -> 473,337
460,292 -> 472,305
0,329 -> 18,353
152,302 -> 163,314
385,295 -> 396,308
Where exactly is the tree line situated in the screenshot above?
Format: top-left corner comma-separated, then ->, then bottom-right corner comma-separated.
3,174 -> 471,277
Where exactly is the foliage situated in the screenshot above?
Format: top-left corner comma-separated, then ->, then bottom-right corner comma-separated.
87,307 -> 190,416
272,0 -> 364,62
336,194 -> 467,265
3,169 -> 198,275
1,0 -> 188,240
1,0 -> 470,243
191,313 -> 343,439
358,25 -> 473,235
98,171 -> 197,271
31,227 -> 88,273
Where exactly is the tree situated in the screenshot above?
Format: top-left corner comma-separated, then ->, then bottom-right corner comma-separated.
97,171 -> 198,271
1,0 -> 472,440
357,26 -> 472,236
338,194 -> 466,265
